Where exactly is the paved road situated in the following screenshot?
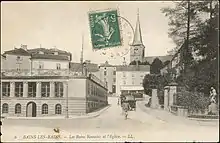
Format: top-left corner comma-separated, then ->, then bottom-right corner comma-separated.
1,97 -> 219,142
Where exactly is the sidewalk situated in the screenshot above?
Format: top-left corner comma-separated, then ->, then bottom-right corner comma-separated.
5,105 -> 111,120
137,100 -> 219,126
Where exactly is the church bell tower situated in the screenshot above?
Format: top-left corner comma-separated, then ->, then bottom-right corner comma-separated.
130,9 -> 145,63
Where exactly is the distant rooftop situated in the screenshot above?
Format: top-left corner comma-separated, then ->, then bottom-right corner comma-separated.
3,48 -> 31,56
99,61 -> 116,67
3,45 -> 72,61
27,48 -> 71,56
70,62 -> 99,72
116,65 -> 150,72
144,55 -> 173,64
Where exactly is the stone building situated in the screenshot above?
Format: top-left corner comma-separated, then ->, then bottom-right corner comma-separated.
97,61 -> 117,94
1,44 -> 72,71
1,73 -> 108,117
1,46 -> 108,118
116,65 -> 150,97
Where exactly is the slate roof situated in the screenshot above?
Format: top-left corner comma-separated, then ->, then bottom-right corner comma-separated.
144,55 -> 173,64
99,62 -> 116,67
70,62 -> 99,72
27,48 -> 71,56
116,65 -> 150,71
3,47 -> 71,61
31,54 -> 69,61
1,55 -> 6,59
3,48 -> 31,56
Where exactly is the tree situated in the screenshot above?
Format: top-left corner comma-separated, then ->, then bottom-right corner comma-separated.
161,1 -> 203,48
129,60 -> 136,65
142,74 -> 169,95
130,60 -> 151,65
187,2 -> 218,94
162,1 -> 219,94
161,1 -> 218,50
141,60 -> 151,65
163,60 -> 170,67
150,58 -> 163,74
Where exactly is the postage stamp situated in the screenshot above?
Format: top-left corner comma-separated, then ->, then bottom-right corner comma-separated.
88,9 -> 122,50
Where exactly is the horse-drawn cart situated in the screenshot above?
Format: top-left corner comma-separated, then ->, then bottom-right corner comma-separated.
120,94 -> 136,111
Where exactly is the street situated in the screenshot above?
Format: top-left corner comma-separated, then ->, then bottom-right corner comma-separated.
1,97 -> 219,142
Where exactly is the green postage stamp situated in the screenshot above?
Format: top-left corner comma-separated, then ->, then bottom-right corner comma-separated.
88,9 -> 122,50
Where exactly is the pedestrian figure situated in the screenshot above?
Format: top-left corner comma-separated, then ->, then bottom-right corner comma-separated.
122,101 -> 130,119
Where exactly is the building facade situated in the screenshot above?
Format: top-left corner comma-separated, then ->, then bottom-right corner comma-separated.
96,61 -> 117,94
1,55 -> 7,70
0,73 -> 108,117
2,48 -> 32,70
1,45 -> 72,72
1,46 -> 108,118
116,65 -> 150,97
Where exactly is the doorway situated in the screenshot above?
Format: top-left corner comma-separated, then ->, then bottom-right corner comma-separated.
26,102 -> 37,117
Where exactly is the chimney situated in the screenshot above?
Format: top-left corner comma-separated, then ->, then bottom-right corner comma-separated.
83,62 -> 88,77
123,57 -> 126,66
21,44 -> 28,50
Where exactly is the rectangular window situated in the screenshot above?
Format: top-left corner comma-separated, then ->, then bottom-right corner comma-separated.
28,82 -> 36,97
39,62 -> 44,69
104,71 -> 107,76
2,82 -> 10,97
123,72 -> 126,77
113,71 -> 116,75
91,84 -> 94,95
41,82 -> 50,97
132,80 -> 135,85
113,78 -> 116,83
94,86 -> 97,96
132,74 -> 134,77
15,82 -> 23,97
55,82 -> 63,97
112,85 -> 116,93
88,82 -> 90,95
123,80 -> 126,85
56,63 -> 61,70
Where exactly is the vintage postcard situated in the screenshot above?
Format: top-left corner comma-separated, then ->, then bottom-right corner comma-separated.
1,1 -> 219,142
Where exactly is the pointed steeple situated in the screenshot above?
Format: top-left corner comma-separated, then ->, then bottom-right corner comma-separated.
132,9 -> 143,45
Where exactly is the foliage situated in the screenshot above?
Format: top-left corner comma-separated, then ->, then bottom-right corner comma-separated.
141,60 -> 151,65
150,58 -> 163,74
163,60 -> 170,67
161,1 -> 202,48
176,90 -> 210,113
157,90 -> 164,105
162,1 -> 219,94
129,60 -> 150,65
161,1 -> 217,49
142,74 -> 169,96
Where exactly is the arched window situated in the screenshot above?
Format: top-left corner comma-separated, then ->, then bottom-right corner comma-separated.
42,104 -> 48,114
2,103 -> 8,113
15,103 -> 21,114
55,104 -> 62,114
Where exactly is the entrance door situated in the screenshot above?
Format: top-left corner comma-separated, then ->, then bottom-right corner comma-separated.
26,102 -> 37,117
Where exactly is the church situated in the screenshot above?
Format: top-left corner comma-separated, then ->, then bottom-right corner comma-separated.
130,11 -> 145,63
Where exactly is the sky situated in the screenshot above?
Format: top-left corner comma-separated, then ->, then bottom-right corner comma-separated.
1,1 -> 176,65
